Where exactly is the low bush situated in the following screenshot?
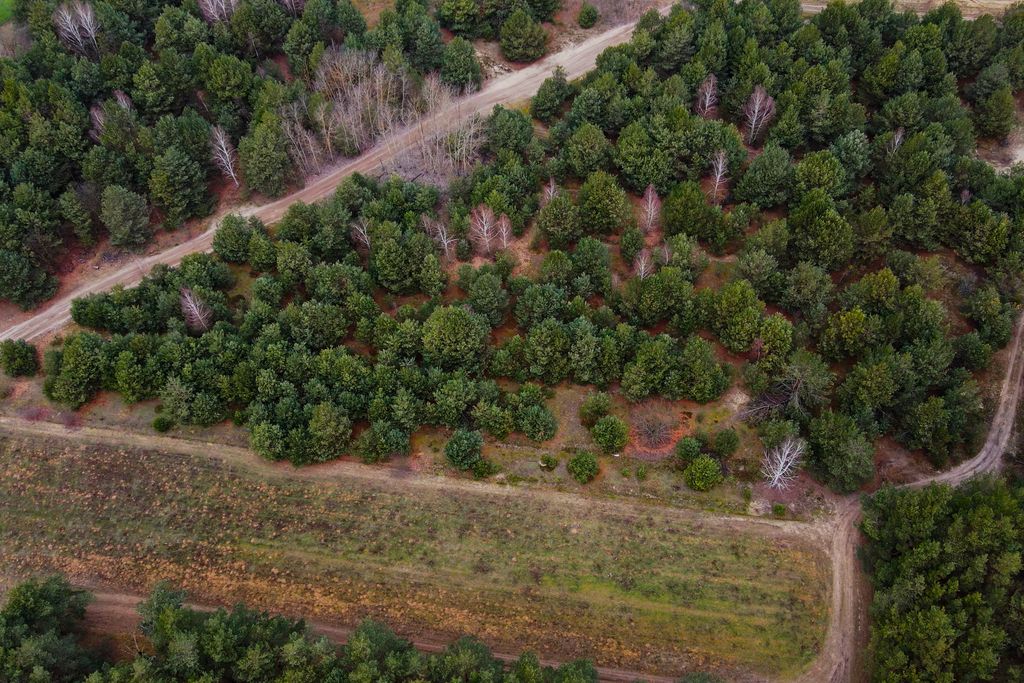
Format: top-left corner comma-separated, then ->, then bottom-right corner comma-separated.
446,429 -> 484,470
568,451 -> 599,483
577,3 -> 599,28
0,339 -> 38,377
591,415 -> 628,453
684,455 -> 722,491
578,392 -> 611,427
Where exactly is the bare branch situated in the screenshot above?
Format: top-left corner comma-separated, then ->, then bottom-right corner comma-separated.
761,436 -> 805,490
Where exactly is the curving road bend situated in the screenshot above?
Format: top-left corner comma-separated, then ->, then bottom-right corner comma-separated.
796,311 -> 1024,683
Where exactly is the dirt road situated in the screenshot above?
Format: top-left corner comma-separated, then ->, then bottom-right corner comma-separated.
0,15 -> 659,344
794,311 -> 1024,683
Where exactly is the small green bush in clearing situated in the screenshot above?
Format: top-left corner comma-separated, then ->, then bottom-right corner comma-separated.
577,3 -> 599,28
578,392 -> 611,427
636,464 -> 647,481
539,453 -> 559,470
152,415 -> 175,432
568,451 -> 599,483
684,455 -> 722,492
0,339 -> 38,377
591,415 -> 628,453
675,436 -> 702,466
772,503 -> 787,517
472,458 -> 500,478
711,428 -> 740,457
446,429 -> 483,470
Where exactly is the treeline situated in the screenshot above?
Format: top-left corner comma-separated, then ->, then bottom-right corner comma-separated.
0,576 -> 607,682
860,477 -> 1024,682
0,0 -> 485,309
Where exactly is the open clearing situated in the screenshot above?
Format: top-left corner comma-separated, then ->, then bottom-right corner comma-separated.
0,434 -> 828,680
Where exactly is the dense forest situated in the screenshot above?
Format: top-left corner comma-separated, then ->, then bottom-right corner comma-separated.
861,477 -> 1024,682
0,0 -> 493,309
27,0 -> 1024,493
4,575 -> 705,682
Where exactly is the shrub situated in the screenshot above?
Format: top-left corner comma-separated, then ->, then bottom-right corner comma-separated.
675,436 -> 701,465
445,429 -> 484,470
772,503 -> 787,517
577,3 -> 599,27
152,415 -> 175,432
539,453 -> 559,470
711,428 -> 739,457
579,392 -> 611,427
568,451 -> 599,483
471,457 -> 500,478
0,339 -> 38,377
499,9 -> 547,63
591,415 -> 628,453
518,404 -> 558,441
683,455 -> 722,491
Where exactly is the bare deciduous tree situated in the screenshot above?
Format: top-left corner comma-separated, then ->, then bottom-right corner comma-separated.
423,216 -> 456,260
708,149 -> 728,204
634,249 -> 653,279
641,184 -> 661,233
351,218 -> 372,252
586,0 -> 645,24
53,2 -> 91,55
761,436 -> 805,490
113,90 -> 133,110
744,85 -> 776,145
88,105 -> 105,142
542,177 -> 558,207
210,125 -> 240,187
281,99 -> 325,176
74,1 -> 99,48
885,127 -> 905,157
277,0 -> 304,15
470,204 -> 496,255
180,287 -> 213,333
496,214 -> 512,250
695,74 -> 718,118
198,0 -> 237,23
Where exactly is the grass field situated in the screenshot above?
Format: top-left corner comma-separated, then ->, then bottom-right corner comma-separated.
0,436 -> 828,679
0,0 -> 14,24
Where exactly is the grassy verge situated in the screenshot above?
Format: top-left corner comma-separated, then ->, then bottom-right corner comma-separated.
0,437 -> 828,679
0,0 -> 12,24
